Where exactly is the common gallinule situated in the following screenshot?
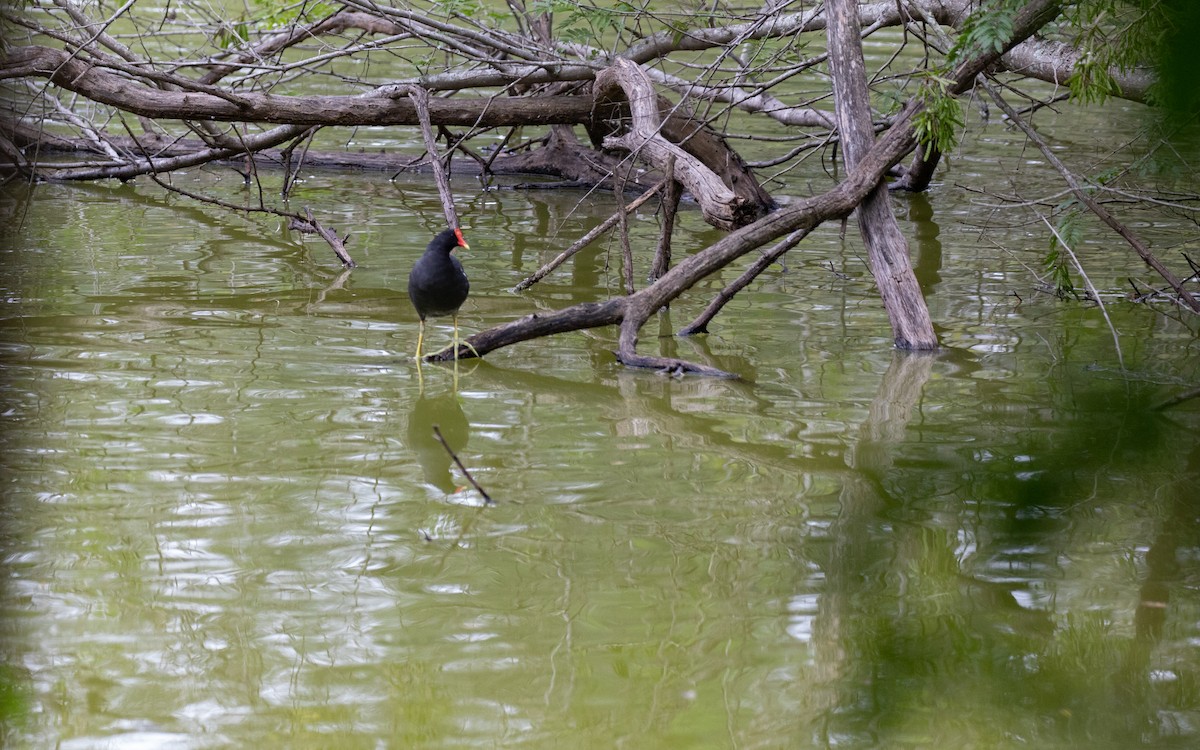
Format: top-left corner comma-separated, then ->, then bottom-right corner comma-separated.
408,226 -> 470,360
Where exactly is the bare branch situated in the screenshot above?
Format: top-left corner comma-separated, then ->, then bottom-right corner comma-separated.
512,178 -> 668,292
983,80 -> 1200,313
288,208 -> 357,268
0,45 -> 595,127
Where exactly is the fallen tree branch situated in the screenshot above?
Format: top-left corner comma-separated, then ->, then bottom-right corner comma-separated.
0,45 -> 596,127
139,166 -> 357,267
826,0 -> 937,350
288,208 -> 357,268
429,99 -> 924,370
614,161 -> 636,295
593,58 -> 758,230
650,155 -> 680,283
23,121 -> 315,182
400,85 -> 460,229
679,228 -> 812,335
428,1 -> 1064,373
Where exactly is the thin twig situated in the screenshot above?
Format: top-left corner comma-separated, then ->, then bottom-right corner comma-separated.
1041,215 -> 1124,370
432,425 -> 493,503
512,178 -> 668,292
289,208 -> 357,268
680,227 -> 812,335
116,117 -> 356,267
400,86 -> 459,228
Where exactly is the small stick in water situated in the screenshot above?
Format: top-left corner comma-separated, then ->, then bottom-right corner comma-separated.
431,425 -> 493,504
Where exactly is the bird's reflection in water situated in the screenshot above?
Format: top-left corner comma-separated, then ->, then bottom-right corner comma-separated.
405,389 -> 470,494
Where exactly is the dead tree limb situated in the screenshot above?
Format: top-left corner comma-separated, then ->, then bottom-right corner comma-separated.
429,99 -> 925,372
678,228 -> 813,335
650,155 -> 680,283
401,85 -> 459,229
428,1 -> 1063,373
615,161 -> 636,295
826,0 -> 937,350
135,169 -> 357,267
288,208 -> 357,268
0,46 -> 595,127
593,58 -> 756,230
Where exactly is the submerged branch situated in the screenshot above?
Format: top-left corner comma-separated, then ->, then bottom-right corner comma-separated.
288,208 -> 357,268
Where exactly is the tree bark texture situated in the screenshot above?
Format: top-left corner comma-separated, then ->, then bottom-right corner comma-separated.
0,46 -> 595,128
592,58 -> 770,230
825,0 -> 938,350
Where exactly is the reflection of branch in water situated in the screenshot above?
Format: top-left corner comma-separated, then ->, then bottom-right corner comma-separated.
1153,384 -> 1200,412
305,266 -> 354,314
137,148 -> 358,267
406,392 -> 469,493
433,424 -> 492,504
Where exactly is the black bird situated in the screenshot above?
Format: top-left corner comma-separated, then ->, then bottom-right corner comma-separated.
408,227 -> 470,360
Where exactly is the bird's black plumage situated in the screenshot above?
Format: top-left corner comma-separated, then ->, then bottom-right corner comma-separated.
408,227 -> 470,360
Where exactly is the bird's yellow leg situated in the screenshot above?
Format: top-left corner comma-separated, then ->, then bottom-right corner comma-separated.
431,316 -> 479,361
414,319 -> 426,362
453,316 -> 480,358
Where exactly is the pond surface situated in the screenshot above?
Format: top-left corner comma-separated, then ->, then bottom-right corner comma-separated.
3,97 -> 1200,748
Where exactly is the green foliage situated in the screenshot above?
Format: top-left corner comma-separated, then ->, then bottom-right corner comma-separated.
1045,167 -> 1125,297
916,0 -> 1028,158
530,0 -> 636,45
1045,204 -> 1080,298
251,0 -> 337,30
912,74 -> 964,158
215,16 -> 251,49
947,0 -> 1023,63
953,1 -> 1199,117
1058,0 -> 1200,117
1153,1 -> 1200,123
1068,51 -> 1122,105
1058,0 -> 1158,106
434,0 -> 510,26
213,1 -> 339,47
434,0 -> 487,17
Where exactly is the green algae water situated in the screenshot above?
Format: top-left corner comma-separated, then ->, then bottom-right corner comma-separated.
2,98 -> 1200,748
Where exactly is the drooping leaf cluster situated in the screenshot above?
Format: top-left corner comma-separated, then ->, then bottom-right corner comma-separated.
1060,0 -> 1200,120
947,0 -> 1025,61
909,0 -> 1031,160
912,73 -> 965,159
